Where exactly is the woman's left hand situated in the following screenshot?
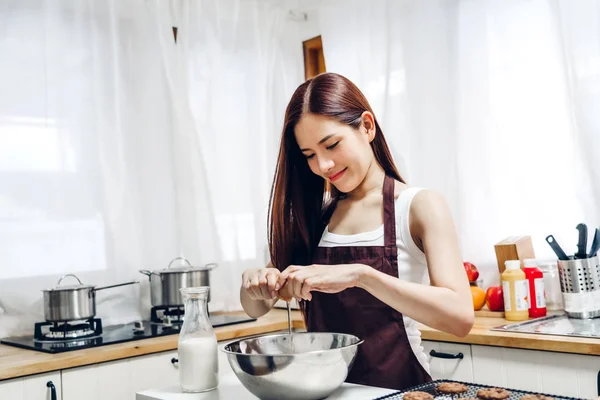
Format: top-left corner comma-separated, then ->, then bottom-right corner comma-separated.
277,264 -> 366,301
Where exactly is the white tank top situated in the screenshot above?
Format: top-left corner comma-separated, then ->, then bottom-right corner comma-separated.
318,187 -> 430,373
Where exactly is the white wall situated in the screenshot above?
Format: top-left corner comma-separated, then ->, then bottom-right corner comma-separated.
297,9 -> 321,42
283,7 -> 322,70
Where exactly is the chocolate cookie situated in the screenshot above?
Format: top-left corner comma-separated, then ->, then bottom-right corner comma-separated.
477,388 -> 511,400
403,391 -> 434,400
437,382 -> 468,394
520,395 -> 554,400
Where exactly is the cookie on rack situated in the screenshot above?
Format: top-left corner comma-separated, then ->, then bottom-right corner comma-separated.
520,395 -> 554,400
402,391 -> 434,400
437,382 -> 468,394
476,388 -> 511,400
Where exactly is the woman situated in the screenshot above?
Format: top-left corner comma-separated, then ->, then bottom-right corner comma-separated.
240,72 -> 474,390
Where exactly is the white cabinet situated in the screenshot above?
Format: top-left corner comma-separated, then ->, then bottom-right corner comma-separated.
129,350 -> 179,394
0,372 -> 61,400
421,340 -> 474,382
62,357 -> 131,400
539,351 -> 598,398
62,350 -> 179,400
421,340 -> 599,398
471,344 -> 599,398
472,345 -> 540,391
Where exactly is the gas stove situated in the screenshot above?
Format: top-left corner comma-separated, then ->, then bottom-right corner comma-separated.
34,318 -> 103,342
1,313 -> 255,354
150,305 -> 185,325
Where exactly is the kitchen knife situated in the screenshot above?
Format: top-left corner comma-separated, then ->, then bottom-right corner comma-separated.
588,228 -> 600,258
575,223 -> 588,259
545,235 -> 569,261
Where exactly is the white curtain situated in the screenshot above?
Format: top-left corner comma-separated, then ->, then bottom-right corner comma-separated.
0,0 -> 200,336
318,0 -> 600,286
0,0 -> 300,337
147,0 -> 303,311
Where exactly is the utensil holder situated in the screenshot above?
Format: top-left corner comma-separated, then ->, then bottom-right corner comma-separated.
557,256 -> 600,318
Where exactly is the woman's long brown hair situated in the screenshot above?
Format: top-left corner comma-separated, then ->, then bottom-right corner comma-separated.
268,72 -> 404,271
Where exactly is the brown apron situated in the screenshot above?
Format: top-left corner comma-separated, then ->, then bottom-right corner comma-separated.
302,175 -> 432,390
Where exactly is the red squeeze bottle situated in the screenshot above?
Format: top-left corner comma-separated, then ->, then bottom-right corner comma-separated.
523,259 -> 547,318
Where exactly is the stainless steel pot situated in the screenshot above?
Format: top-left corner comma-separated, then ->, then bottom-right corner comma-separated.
42,274 -> 139,322
139,257 -> 217,306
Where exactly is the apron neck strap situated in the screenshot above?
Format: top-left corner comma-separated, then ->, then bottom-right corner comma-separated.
383,175 -> 397,247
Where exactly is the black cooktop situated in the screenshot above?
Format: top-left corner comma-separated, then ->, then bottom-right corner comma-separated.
0,314 -> 256,354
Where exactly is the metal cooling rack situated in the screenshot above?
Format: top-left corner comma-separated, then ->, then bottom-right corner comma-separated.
372,379 -> 584,400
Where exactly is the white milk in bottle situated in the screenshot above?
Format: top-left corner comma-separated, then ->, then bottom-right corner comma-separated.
178,336 -> 219,392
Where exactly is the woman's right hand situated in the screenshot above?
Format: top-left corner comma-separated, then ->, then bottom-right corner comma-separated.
276,281 -> 293,302
242,267 -> 282,300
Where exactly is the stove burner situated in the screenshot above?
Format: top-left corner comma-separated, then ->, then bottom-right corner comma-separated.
34,318 -> 103,342
1,314 -> 255,353
150,305 -> 185,324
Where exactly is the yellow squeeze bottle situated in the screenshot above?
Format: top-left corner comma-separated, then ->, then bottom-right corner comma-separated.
501,260 -> 529,321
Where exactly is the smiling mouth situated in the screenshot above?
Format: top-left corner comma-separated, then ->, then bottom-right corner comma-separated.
329,168 -> 347,182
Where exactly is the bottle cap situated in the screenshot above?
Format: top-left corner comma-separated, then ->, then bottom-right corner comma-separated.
505,260 -> 522,270
523,258 -> 538,268
537,260 -> 557,272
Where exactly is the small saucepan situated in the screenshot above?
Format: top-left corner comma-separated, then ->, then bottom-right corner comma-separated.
139,257 -> 218,306
42,274 -> 139,322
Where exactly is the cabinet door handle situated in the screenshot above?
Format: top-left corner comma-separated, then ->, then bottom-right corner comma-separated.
429,349 -> 464,359
171,357 -> 179,365
46,381 -> 57,400
596,369 -> 599,396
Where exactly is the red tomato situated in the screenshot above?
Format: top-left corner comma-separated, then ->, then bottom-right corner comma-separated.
485,286 -> 504,311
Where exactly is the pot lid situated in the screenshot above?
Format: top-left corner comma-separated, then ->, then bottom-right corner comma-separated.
43,274 -> 94,291
158,257 -> 218,274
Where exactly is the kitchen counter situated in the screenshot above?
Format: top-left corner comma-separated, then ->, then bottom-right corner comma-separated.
137,335 -> 395,400
137,373 -> 394,400
417,316 -> 600,356
0,310 -> 304,382
1,310 -> 598,382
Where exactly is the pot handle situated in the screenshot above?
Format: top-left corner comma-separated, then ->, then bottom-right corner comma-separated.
168,257 -> 192,269
139,269 -> 156,277
57,274 -> 83,287
94,281 -> 139,292
204,262 -> 218,270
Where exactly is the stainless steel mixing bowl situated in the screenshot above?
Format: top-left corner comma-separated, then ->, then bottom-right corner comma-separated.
221,332 -> 363,400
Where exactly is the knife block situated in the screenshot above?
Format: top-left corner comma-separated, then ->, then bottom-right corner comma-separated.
494,236 -> 535,273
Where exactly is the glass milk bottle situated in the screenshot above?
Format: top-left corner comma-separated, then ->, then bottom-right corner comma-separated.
178,287 -> 218,393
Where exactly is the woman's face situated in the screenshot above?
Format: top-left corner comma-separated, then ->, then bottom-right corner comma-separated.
294,113 -> 374,193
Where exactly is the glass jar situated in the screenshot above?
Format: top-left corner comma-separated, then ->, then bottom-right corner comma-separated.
538,260 -> 564,311
178,287 -> 218,393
